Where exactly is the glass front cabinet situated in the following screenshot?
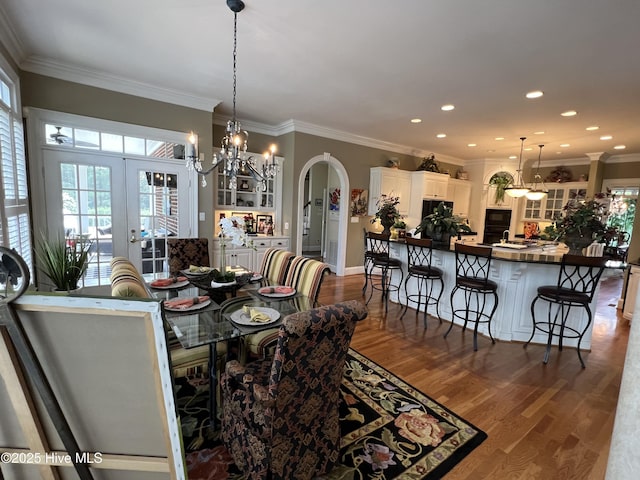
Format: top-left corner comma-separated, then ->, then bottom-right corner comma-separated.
522,182 -> 587,221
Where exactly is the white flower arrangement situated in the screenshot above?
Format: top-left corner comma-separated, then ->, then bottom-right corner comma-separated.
219,216 -> 254,248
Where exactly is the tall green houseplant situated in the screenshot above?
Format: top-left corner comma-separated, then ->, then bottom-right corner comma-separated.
37,235 -> 92,291
416,202 -> 471,243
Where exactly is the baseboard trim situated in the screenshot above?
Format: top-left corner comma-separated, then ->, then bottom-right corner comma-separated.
344,266 -> 364,276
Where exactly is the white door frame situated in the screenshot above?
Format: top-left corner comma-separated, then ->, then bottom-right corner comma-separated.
296,153 -> 349,276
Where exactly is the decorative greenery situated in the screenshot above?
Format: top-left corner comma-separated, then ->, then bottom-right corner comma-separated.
489,172 -> 513,204
393,220 -> 407,229
416,202 -> 472,239
540,193 -> 608,242
416,154 -> 440,173
37,234 -> 92,291
371,194 -> 402,227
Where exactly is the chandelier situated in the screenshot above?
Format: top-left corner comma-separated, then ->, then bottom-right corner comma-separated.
525,144 -> 548,201
185,0 -> 278,189
504,137 -> 530,198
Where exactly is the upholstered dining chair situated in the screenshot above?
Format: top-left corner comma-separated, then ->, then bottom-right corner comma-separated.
221,300 -> 368,480
167,237 -> 210,276
109,256 -> 214,379
258,248 -> 295,283
242,256 -> 330,362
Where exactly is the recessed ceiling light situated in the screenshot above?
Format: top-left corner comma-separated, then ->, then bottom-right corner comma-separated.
614,145 -> 626,150
524,147 -> 533,151
561,110 -> 577,117
436,133 -> 447,138
526,90 -> 544,99
560,143 -> 571,148
508,155 -> 517,159
441,104 -> 455,111
495,137 -> 505,141
467,143 -> 477,147
533,131 -> 545,135
486,149 -> 495,153
586,125 -> 599,131
410,118 -> 422,123
600,135 -> 613,140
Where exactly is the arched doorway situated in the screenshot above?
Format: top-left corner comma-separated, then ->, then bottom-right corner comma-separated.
296,153 -> 349,276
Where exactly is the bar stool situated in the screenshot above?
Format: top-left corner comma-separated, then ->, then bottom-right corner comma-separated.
365,232 -> 403,313
445,243 -> 498,351
401,237 -> 444,328
362,228 -> 383,294
524,254 -> 607,368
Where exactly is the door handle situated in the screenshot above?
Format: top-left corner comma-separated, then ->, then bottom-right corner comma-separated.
130,229 -> 140,243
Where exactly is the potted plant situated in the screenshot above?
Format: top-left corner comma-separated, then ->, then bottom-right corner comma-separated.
489,172 -> 513,204
371,194 -> 401,236
392,220 -> 407,239
416,202 -> 471,245
541,194 -> 607,254
37,234 -> 92,291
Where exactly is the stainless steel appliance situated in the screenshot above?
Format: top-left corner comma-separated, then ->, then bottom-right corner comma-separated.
483,209 -> 512,244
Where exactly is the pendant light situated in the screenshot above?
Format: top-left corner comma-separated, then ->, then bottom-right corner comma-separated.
525,144 -> 548,201
505,137 -> 530,198
185,0 -> 278,189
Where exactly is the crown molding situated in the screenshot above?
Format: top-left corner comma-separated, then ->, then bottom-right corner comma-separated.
0,5 -> 25,65
213,114 -> 466,164
20,56 -> 221,112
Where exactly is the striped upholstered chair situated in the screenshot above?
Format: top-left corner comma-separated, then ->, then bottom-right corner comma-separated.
259,248 -> 295,284
242,256 -> 330,362
222,300 -> 368,479
167,237 -> 210,276
109,256 -> 214,379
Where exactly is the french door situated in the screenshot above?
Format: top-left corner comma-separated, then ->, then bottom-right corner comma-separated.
42,149 -> 194,288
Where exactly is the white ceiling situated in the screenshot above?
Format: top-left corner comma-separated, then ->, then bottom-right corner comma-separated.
2,0 -> 640,164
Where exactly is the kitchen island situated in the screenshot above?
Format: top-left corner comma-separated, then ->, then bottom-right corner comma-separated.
387,240 -> 615,350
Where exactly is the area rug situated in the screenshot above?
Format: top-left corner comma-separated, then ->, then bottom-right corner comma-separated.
177,349 -> 487,479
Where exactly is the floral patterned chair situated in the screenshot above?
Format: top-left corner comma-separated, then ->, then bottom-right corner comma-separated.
221,300 -> 368,480
167,237 -> 210,276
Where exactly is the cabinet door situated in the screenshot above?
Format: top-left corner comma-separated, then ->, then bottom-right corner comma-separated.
486,186 -> 513,209
448,180 -> 471,217
523,198 -> 543,219
368,168 -> 410,215
543,188 -> 565,220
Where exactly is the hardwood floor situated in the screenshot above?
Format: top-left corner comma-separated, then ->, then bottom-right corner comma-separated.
318,271 -> 629,480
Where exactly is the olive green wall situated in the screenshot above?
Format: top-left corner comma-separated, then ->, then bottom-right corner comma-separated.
20,72 -> 216,236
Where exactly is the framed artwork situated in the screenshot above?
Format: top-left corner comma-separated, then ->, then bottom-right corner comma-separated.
329,187 -> 340,211
314,198 -> 323,207
231,211 -> 252,219
350,188 -> 368,216
256,214 -> 273,234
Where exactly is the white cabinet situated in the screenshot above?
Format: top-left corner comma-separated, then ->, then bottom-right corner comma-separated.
522,182 -> 587,220
447,178 -> 472,217
407,171 -> 450,222
417,171 -> 449,199
215,155 -> 283,212
213,236 -> 290,272
486,186 -> 514,209
368,167 -> 412,215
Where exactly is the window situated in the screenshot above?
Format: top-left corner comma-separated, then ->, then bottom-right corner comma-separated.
0,59 -> 33,275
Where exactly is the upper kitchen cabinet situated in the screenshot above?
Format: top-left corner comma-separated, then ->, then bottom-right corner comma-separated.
215,155 -> 284,212
368,167 -> 412,216
447,178 -> 472,217
522,182 -> 587,221
413,171 -> 449,200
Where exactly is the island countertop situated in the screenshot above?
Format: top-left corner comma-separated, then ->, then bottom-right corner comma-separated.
386,240 -> 616,350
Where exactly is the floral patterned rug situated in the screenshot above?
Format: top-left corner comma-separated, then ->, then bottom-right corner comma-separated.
178,349 -> 487,479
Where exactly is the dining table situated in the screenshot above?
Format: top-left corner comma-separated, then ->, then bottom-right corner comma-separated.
150,270 -> 316,427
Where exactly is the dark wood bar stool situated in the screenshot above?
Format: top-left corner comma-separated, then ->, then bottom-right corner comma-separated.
362,228 -> 384,294
401,237 -> 444,327
365,232 -> 403,313
445,243 -> 498,351
524,254 -> 607,368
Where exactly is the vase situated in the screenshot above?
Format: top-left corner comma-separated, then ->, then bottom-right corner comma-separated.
563,233 -> 593,255
219,238 -> 227,273
381,220 -> 394,236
